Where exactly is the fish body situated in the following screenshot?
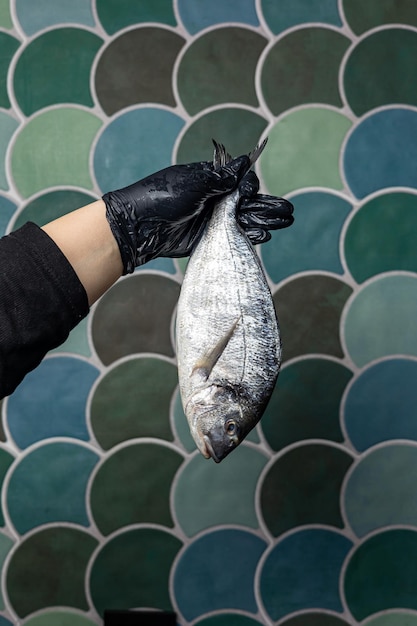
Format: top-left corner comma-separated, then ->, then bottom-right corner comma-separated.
175,142 -> 281,462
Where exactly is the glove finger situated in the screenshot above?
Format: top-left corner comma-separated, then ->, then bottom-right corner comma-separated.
245,227 -> 272,244
238,195 -> 294,230
191,160 -> 215,171
239,170 -> 260,198
188,155 -> 250,196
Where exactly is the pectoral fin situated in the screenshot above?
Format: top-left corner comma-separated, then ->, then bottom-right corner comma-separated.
191,317 -> 240,381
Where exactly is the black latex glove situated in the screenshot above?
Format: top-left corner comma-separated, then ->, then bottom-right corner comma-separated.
238,170 -> 294,244
103,158 -> 294,274
103,156 -> 251,273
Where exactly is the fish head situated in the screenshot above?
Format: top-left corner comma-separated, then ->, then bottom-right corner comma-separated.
185,382 -> 257,463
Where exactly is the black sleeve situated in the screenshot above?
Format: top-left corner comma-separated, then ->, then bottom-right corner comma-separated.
0,222 -> 90,399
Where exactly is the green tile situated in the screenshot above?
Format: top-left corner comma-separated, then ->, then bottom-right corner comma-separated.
344,28 -> 417,116
6,442 -> 98,533
261,443 -> 353,536
261,357 -> 352,451
174,446 -> 268,536
90,442 -> 183,535
6,528 -> 97,618
345,444 -> 417,537
260,107 -> 352,196
11,108 -> 101,198
13,28 -> 102,115
92,273 -> 180,365
177,108 -> 268,164
95,27 -> 184,115
344,192 -> 417,282
0,533 -> 15,610
262,27 -> 349,115
177,27 -> 266,115
14,0 -> 95,35
90,528 -> 182,616
90,357 -> 177,449
0,112 -> 19,191
261,0 -> 342,33
344,274 -> 417,366
0,0 -> 12,28
96,0 -> 176,34
344,0 -> 417,35
260,191 -> 352,283
0,33 -> 19,108
278,615 -> 351,626
273,275 -> 353,361
344,529 -> 417,620
24,611 -> 96,626
365,613 -> 417,626
0,449 -> 14,525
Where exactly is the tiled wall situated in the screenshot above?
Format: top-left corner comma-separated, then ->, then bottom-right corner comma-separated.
1,1 -> 417,625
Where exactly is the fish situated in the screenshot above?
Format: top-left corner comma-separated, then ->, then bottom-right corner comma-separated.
175,139 -> 282,463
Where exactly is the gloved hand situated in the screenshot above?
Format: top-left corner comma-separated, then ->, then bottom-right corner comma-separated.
103,158 -> 294,274
238,170 -> 294,244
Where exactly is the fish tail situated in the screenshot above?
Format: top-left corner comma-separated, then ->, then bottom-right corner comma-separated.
212,140 -> 232,168
248,137 -> 268,166
212,138 -> 268,170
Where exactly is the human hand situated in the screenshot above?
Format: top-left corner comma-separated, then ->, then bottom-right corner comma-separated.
103,156 -> 250,273
103,157 -> 294,274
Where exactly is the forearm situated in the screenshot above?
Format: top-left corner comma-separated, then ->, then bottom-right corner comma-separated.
42,199 -> 123,306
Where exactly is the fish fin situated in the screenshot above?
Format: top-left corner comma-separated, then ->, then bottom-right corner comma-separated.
191,317 -> 241,381
248,137 -> 268,166
212,139 -> 232,169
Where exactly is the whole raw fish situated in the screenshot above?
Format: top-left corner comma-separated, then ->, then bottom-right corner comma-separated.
175,140 -> 281,463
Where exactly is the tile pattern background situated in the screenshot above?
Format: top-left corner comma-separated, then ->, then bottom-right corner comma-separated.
0,0 -> 417,624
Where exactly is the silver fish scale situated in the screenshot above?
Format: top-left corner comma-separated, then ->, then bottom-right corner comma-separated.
176,181 -> 281,460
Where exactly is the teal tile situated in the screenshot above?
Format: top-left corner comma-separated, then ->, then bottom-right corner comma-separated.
15,0 -> 95,34
345,530 -> 417,620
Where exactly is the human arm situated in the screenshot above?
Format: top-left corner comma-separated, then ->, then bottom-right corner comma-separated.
0,222 -> 89,398
0,157 -> 293,399
0,157 -> 250,398
42,199 -> 123,306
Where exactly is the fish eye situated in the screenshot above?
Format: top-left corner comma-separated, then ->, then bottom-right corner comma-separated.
225,420 -> 237,436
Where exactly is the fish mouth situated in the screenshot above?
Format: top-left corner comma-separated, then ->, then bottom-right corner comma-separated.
203,435 -> 221,463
